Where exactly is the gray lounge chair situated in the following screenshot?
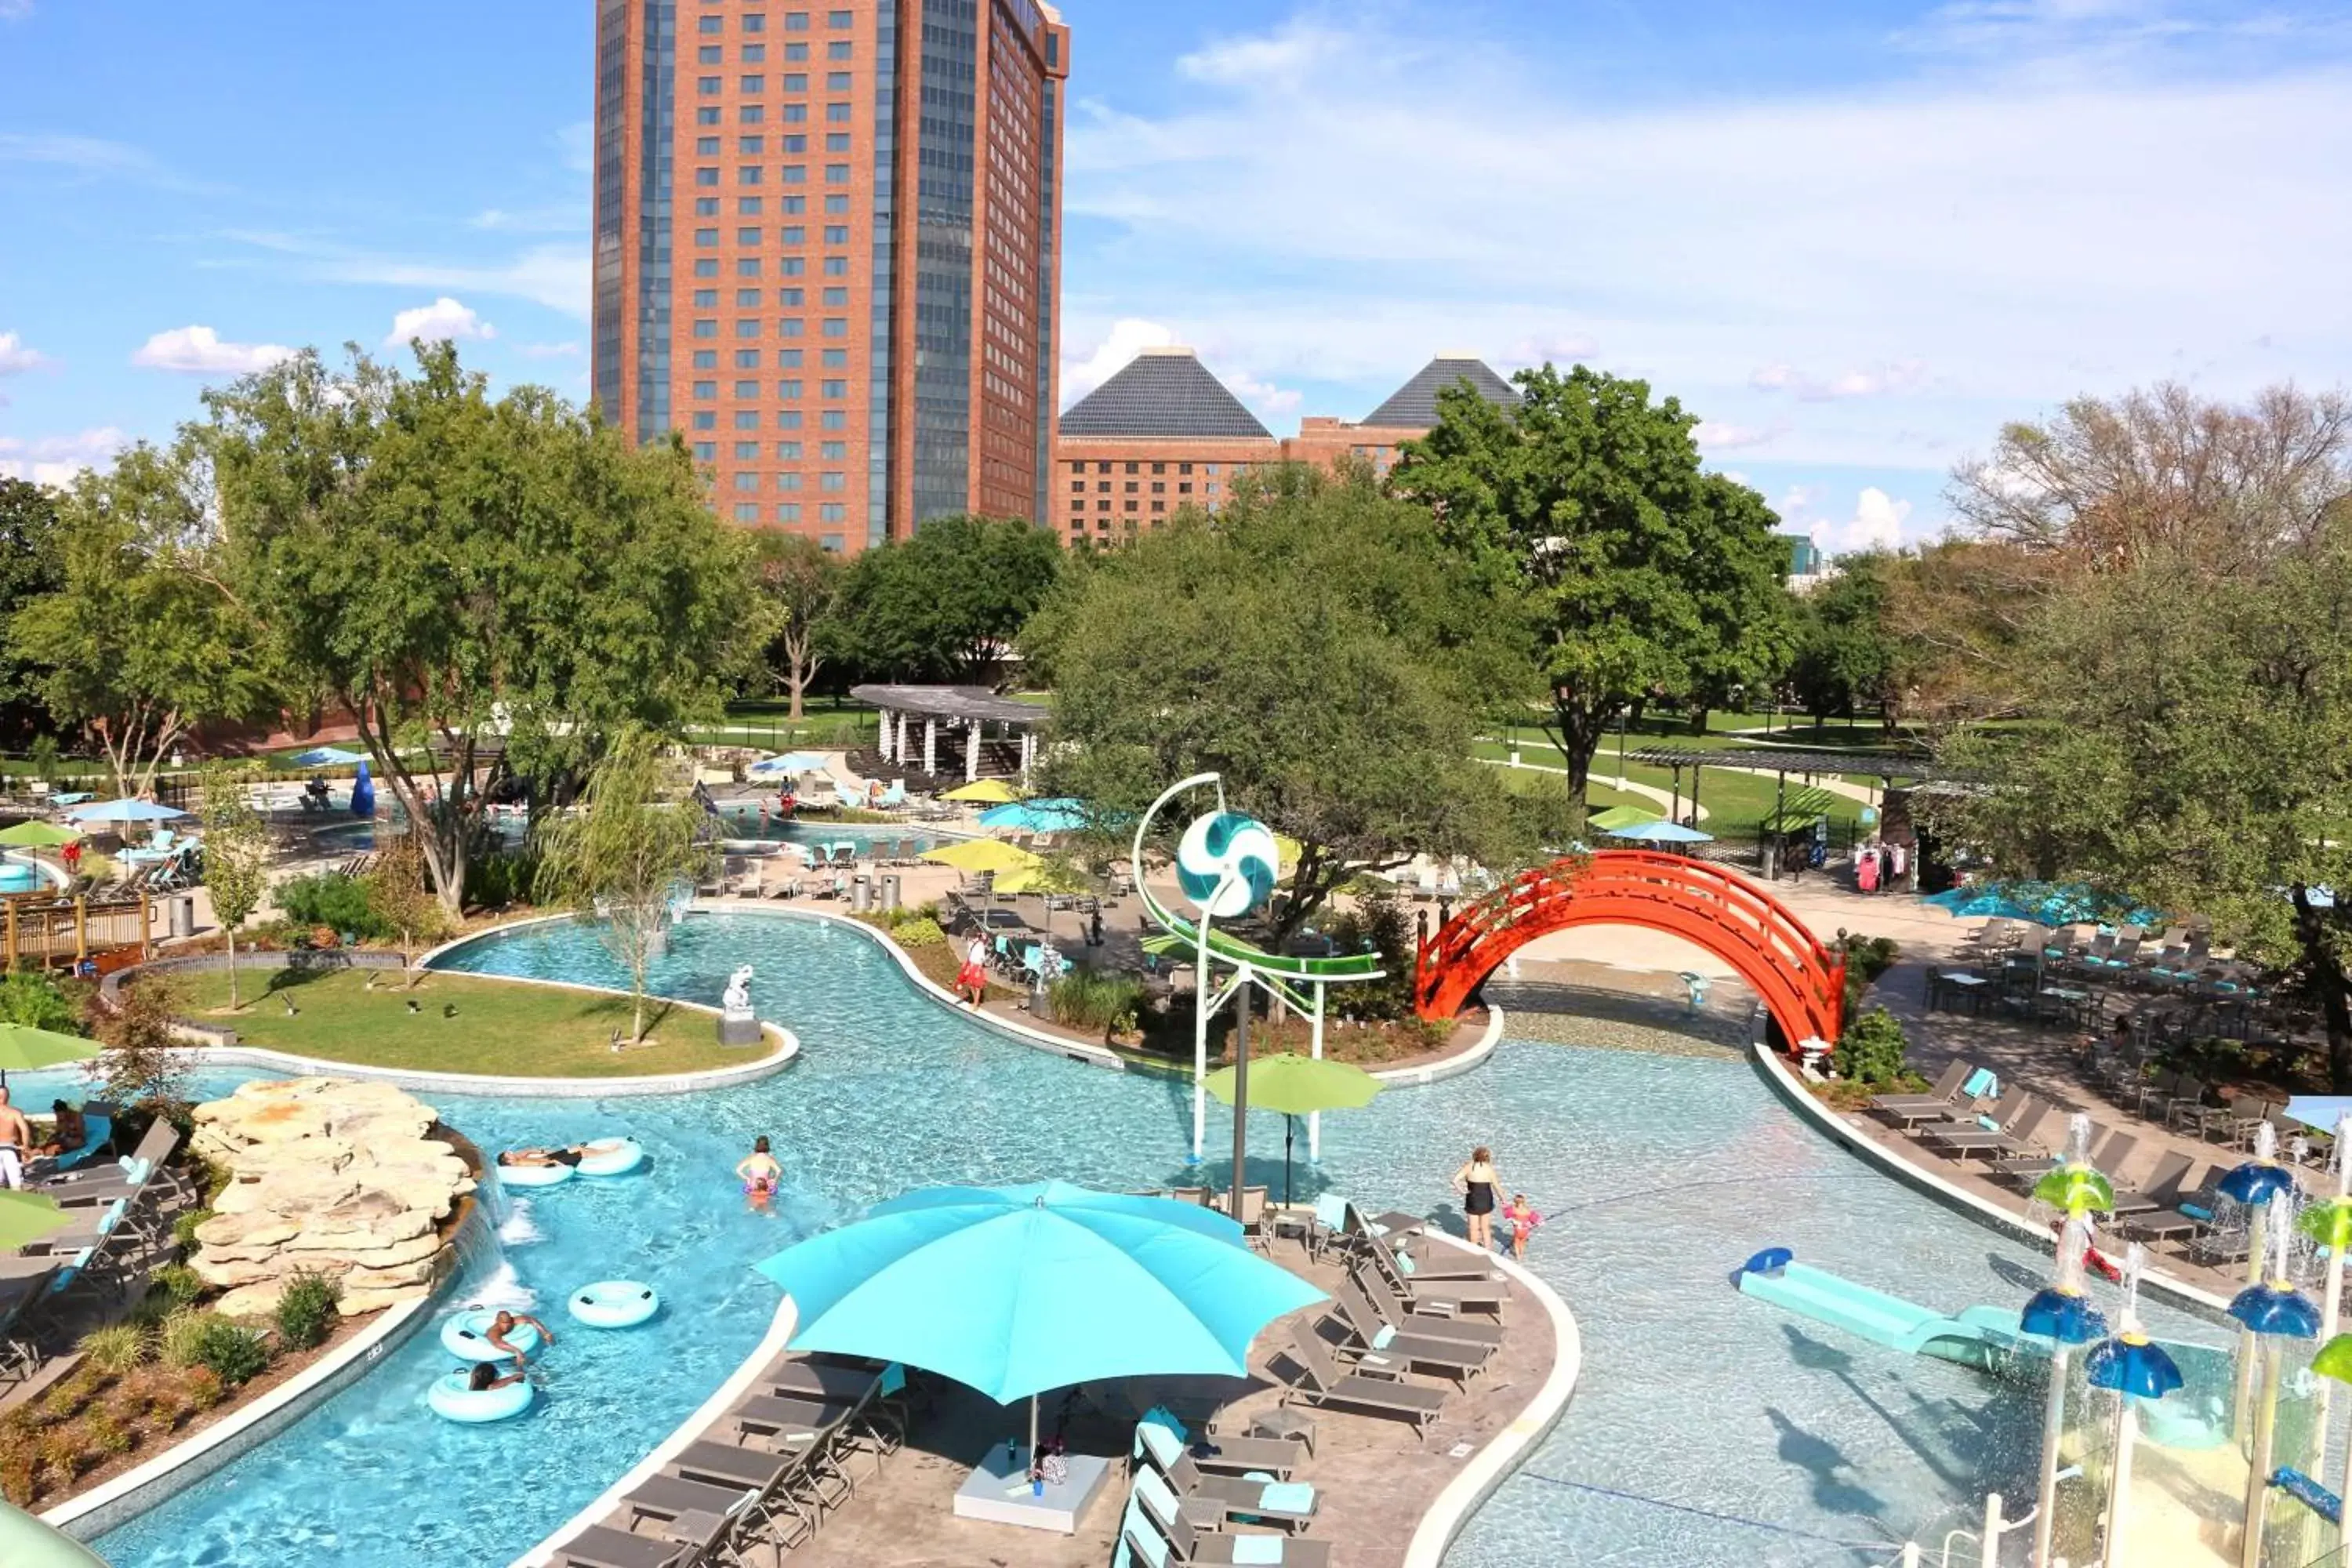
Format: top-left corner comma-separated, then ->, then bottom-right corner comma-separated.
620,1475 -> 758,1542
1350,1263 -> 1506,1351
1133,1410 -> 1305,1481
1278,1327 -> 1447,1439
1362,1233 -> 1508,1318
1138,1446 -> 1319,1533
554,1523 -> 699,1568
2108,1153 -> 2198,1216
1869,1058 -> 1971,1117
1326,1278 -> 1492,1388
1921,1095 -> 2053,1162
1122,1483 -> 1334,1568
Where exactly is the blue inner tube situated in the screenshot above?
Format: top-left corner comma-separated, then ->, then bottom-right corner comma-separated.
496,1160 -> 575,1189
576,1138 -> 645,1178
426,1370 -> 535,1424
440,1311 -> 543,1363
568,1279 -> 660,1329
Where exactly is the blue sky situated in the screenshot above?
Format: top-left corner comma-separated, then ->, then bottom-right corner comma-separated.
3,0 -> 2348,550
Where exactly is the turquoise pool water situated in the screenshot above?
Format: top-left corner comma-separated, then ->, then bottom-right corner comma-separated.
71,911 -> 2220,1566
710,807 -> 937,859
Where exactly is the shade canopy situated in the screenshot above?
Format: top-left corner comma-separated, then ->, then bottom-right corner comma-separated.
1203,1053 -> 1381,1117
978,798 -> 1091,834
753,1181 -> 1325,1403
2022,1286 -> 2108,1345
64,798 -> 186,824
0,822 -> 80,848
0,1190 -> 75,1252
942,779 -> 1022,804
288,746 -> 368,768
1606,818 -> 1715,844
920,839 -> 1040,875
749,751 -> 832,776
993,859 -> 1091,897
1586,805 -> 1655,833
0,1021 -> 96,1082
1924,880 -> 2162,928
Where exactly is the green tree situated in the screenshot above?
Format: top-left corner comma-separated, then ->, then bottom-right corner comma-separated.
1788,553 -> 1904,726
1936,383 -> 2352,1086
532,728 -> 714,1044
1027,464 -> 1548,941
194,767 -> 272,1011
12,446 -> 274,801
824,514 -> 1061,682
0,477 -> 65,747
746,532 -> 843,720
365,831 -> 449,978
1392,364 -> 1794,833
203,344 -> 750,914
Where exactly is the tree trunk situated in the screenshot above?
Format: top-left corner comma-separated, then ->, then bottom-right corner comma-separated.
1551,693 -> 1608,840
227,927 -> 239,1011
2292,889 -> 2352,1091
632,991 -> 645,1046
786,673 -> 806,723
1686,704 -> 1709,735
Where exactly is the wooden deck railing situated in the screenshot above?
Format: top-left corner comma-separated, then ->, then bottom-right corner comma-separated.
2,891 -> 151,971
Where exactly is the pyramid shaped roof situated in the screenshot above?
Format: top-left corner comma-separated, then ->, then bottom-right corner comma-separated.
1362,355 -> 1519,429
1058,347 -> 1272,440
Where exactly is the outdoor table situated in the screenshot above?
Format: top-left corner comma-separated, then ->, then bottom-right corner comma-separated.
981,909 -> 1026,931
1243,1407 -> 1319,1456
1264,1204 -> 1318,1250
951,1439 -> 1116,1534
1931,971 -> 1991,1014
1369,1210 -> 1431,1240
2037,985 -> 2092,1029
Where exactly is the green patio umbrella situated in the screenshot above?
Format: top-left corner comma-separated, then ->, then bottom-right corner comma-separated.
0,1190 -> 74,1253
0,1021 -> 97,1088
0,822 -> 79,848
1203,1052 -> 1382,1204
1587,804 -> 1655,834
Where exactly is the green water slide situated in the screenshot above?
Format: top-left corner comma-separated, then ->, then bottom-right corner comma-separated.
1738,1258 -> 2045,1371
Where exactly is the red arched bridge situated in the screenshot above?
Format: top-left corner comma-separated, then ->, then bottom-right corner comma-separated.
1414,851 -> 1846,1046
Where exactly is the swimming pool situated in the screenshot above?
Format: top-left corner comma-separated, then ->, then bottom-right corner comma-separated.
68,910 -> 2219,1566
710,808 -> 938,859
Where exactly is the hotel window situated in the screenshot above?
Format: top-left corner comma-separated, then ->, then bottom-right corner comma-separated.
1096,462 -> 1110,473
692,380 -> 718,399
821,409 -> 846,429
739,104 -> 764,123
734,379 -> 760,398
735,226 -> 761,245
1067,461 -> 1083,474
778,379 -> 803,397
738,136 -> 764,154
1124,500 -> 1138,513
778,411 -> 804,428
778,504 -> 802,522
733,503 -> 760,522
732,472 -> 759,492
825,133 -> 850,152
826,103 -> 851,122
822,318 -> 848,337
820,534 -> 844,553
1178,482 -> 1192,494
735,319 -> 762,338
1124,462 -> 1138,474
735,349 -> 760,368
778,348 -> 804,367
741,43 -> 765,61
826,9 -> 850,26
785,11 -> 808,31
776,441 -> 802,459
826,71 -> 851,89
696,136 -> 720,154
698,107 -> 721,125
734,410 -> 759,429
824,225 -> 848,244
692,350 -> 717,368
782,103 -> 808,123
1069,479 -> 1084,493
780,318 -> 804,336
823,195 -> 848,213
693,260 -> 719,277
1094,481 -> 1109,492
1151,463 -> 1165,474
782,165 -> 807,183
692,320 -> 719,338
780,257 -> 805,276
784,72 -> 808,90
821,379 -> 846,397
1123,481 -> 1138,494
1152,501 -> 1166,514
693,289 -> 718,307
777,473 -> 802,491
735,257 -> 762,276
821,348 -> 847,367
782,195 -> 807,212
736,197 -> 763,215
734,441 -> 760,459
782,224 -> 807,244
820,472 -> 846,492
1206,464 -> 1220,476
782,133 -> 808,153
827,39 -> 851,59
695,228 -> 719,247
693,441 -> 717,461
692,412 -> 717,430
698,76 -> 721,95
699,45 -> 723,64
822,256 -> 848,276
785,41 -> 808,60
1150,481 -> 1164,493
819,503 -> 847,523
824,164 -> 849,184
698,14 -> 723,32
735,288 -> 760,307
742,13 -> 765,32
822,287 -> 848,306
739,74 -> 764,92
779,287 -> 804,305
821,441 -> 846,459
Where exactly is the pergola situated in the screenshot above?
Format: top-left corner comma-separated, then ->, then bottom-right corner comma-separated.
851,684 -> 1047,783
1613,743 -> 1963,826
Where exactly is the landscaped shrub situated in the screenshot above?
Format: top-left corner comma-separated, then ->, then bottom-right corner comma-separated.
889,916 -> 947,948
465,848 -> 542,913
0,1431 -> 34,1504
82,1412 -> 134,1457
76,1323 -> 151,1376
0,966 -> 82,1033
1833,1006 -> 1915,1088
172,1207 -> 215,1251
272,1269 -> 343,1351
1323,893 -> 1417,1022
276,873 -> 391,939
151,1263 -> 206,1308
1835,931 -> 1902,1018
187,1318 -> 270,1386
182,1366 -> 224,1410
158,1307 -> 216,1370
1048,969 -> 1147,1033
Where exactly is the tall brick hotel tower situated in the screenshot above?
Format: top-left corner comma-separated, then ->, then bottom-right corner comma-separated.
593,0 -> 1069,551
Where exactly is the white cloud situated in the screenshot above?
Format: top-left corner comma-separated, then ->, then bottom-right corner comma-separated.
1059,318 -> 1178,405
1835,488 -> 1915,551
385,296 -> 496,349
0,426 -> 129,486
1063,13 -> 2352,470
332,244 -> 589,319
1497,334 -> 1599,371
471,206 -> 583,234
0,2 -> 33,22
520,341 -> 583,359
0,332 -> 49,375
1751,361 -> 1928,401
1694,420 -> 1779,451
131,325 -> 295,376
1226,368 -> 1301,415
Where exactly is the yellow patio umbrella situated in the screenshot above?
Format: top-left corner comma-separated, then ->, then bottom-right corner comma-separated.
919,839 -> 1041,876
941,779 -> 1022,804
993,855 -> 1094,942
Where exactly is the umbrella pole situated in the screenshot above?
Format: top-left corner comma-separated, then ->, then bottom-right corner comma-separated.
2234,1201 -> 2271,1444
1028,1392 -> 1038,1467
1283,1114 -> 1294,1207
2033,1344 -> 2071,1567
1230,965 -> 1251,1220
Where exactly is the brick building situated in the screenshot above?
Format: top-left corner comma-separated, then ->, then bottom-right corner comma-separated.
593,0 -> 1069,553
1048,348 -> 1519,543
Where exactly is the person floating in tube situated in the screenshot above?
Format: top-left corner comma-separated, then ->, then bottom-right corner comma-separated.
485,1309 -> 554,1370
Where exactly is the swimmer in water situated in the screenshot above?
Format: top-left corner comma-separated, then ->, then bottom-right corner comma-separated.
736,1134 -> 782,1206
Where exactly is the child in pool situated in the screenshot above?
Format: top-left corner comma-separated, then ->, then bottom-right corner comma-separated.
736,1134 -> 782,1207
1500,1193 -> 1541,1260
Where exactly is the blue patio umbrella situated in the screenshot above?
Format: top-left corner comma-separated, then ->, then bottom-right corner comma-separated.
2285,1098 -> 2352,1132
289,746 -> 368,768
1605,818 -> 1715,845
350,760 -> 376,819
1925,887 -> 2040,922
749,751 -> 830,776
64,798 -> 186,824
753,1180 -> 1325,1454
978,797 -> 1090,834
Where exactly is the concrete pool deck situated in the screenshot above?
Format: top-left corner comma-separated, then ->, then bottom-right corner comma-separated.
530,1228 -> 1564,1568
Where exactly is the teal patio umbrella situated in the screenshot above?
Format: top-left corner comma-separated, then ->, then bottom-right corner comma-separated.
754,1180 -> 1325,1458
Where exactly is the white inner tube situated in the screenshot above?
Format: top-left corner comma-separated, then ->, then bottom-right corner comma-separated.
576,1138 -> 644,1178
426,1370 -> 534,1423
441,1311 -> 543,1363
568,1279 -> 660,1329
496,1160 -> 575,1189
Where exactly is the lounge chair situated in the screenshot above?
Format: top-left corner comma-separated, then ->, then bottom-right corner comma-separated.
1119,1485 -> 1334,1568
2154,1076 -> 2212,1132
43,1108 -> 115,1174
1994,1127 -> 2132,1191
1134,1406 -> 1306,1481
1909,1083 -> 2025,1143
1361,1233 -> 1508,1318
1869,1059 -> 1971,1116
2108,1152 -> 2199,1216
1277,1327 -> 1447,1439
1324,1277 -> 1492,1388
1349,1262 -> 1507,1352
1918,1094 -> 2053,1162
1134,1440 -> 1319,1533
554,1523 -> 702,1568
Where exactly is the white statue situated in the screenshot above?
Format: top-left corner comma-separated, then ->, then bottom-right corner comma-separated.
722,964 -> 754,1018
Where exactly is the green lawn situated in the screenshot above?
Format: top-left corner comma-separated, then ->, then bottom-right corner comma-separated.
173,967 -> 758,1077
1472,738 -> 1875,833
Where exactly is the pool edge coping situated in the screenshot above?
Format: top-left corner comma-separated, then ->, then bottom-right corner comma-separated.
1401,1232 -> 1584,1568
1748,1040 -> 2233,1317
507,1297 -> 803,1568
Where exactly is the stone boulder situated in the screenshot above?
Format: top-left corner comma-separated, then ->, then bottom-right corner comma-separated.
189,1077 -> 471,1318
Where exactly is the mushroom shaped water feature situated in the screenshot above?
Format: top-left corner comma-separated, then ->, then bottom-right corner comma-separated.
2030,1112 -> 2116,1219
2311,1330 -> 2352,1556
2024,1214 -> 2110,1568
2228,1206 -> 2321,1568
2085,1244 -> 2184,1568
2220,1122 -> 2303,1444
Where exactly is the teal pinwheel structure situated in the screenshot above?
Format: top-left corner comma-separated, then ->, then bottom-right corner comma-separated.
753,1181 -> 1326,1404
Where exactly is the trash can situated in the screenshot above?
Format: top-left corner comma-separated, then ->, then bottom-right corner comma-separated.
851,874 -> 873,913
880,873 -> 901,911
169,895 -> 196,938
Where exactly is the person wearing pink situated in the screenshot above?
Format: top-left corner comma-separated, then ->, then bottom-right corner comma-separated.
1499,1193 -> 1542,1260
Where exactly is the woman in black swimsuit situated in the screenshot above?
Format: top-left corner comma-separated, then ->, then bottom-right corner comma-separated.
1454,1145 -> 1501,1250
